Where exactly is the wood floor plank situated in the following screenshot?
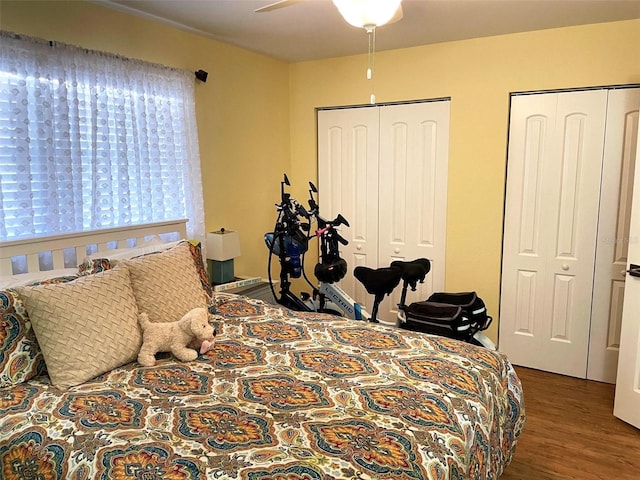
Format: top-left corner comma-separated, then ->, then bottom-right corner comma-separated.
500,367 -> 640,479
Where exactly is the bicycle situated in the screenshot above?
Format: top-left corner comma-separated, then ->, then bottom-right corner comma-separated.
264,174 -> 375,321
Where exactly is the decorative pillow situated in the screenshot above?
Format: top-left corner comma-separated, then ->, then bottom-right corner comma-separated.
16,266 -> 141,388
0,289 -> 46,388
78,240 -> 212,297
78,240 -> 182,275
124,241 -> 210,323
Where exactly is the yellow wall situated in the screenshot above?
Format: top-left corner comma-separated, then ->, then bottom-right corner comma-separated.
289,20 -> 640,341
3,0 -> 639,341
1,0 -> 291,278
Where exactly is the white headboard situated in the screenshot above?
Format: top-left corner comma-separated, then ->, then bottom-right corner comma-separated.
0,219 -> 188,276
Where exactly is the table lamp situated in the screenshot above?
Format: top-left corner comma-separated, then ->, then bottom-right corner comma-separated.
206,228 -> 241,284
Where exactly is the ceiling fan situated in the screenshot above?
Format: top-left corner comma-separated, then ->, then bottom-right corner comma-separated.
254,0 -> 404,26
256,0 -> 403,105
254,0 -> 304,13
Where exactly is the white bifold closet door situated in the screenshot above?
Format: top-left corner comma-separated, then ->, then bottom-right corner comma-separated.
318,101 -> 450,324
500,87 -> 639,381
614,111 -> 640,429
589,88 -> 640,382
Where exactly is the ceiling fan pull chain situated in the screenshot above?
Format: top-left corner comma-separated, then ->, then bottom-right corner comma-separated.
367,27 -> 372,80
367,25 -> 376,104
372,26 -> 376,78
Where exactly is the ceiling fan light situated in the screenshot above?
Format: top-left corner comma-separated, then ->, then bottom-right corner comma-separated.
333,0 -> 402,29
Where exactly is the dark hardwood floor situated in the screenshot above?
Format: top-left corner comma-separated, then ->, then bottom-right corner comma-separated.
501,366 -> 640,479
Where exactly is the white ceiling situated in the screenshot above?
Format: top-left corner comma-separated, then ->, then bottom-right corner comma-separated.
97,0 -> 640,62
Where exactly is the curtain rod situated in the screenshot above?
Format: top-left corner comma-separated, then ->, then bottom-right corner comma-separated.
1,29 -> 207,83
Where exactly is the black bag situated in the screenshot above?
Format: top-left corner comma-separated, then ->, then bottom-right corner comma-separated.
427,291 -> 492,331
403,301 -> 473,337
400,291 -> 493,341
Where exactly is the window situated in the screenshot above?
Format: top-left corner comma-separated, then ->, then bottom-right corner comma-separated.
0,31 -> 205,244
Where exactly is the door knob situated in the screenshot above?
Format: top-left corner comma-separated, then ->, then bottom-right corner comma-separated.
561,264 -> 569,271
356,244 -> 362,250
394,248 -> 400,254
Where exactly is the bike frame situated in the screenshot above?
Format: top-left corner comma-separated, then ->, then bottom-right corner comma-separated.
322,283 -> 371,321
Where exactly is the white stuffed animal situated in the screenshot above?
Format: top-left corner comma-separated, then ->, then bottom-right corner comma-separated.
137,307 -> 216,367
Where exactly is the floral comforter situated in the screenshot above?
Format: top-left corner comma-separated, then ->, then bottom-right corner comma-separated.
1,294 -> 525,479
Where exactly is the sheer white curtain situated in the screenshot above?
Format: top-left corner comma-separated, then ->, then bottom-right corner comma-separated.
0,31 -> 205,246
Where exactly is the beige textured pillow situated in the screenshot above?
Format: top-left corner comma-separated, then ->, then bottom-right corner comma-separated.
16,266 -> 141,388
124,241 -> 209,323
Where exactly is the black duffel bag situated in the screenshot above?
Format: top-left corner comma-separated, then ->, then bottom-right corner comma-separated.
402,301 -> 473,338
427,291 -> 492,331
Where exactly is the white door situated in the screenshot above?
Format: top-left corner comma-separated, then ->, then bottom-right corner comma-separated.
377,101 -> 449,323
318,107 -> 380,310
589,88 -> 640,383
318,101 -> 449,324
614,117 -> 640,429
499,90 -> 608,378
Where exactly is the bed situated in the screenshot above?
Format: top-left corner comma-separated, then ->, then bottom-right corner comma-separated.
0,221 -> 525,480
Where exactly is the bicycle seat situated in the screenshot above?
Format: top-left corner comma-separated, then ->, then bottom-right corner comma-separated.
354,266 -> 402,323
354,266 -> 402,297
390,258 -> 431,289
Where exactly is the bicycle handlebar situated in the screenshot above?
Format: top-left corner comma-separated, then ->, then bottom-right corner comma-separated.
267,174 -> 350,289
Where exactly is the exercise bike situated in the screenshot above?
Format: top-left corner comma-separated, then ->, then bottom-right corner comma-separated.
264,174 -> 373,320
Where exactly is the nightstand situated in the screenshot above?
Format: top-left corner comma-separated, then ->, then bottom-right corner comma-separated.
226,281 -> 277,304
213,277 -> 278,304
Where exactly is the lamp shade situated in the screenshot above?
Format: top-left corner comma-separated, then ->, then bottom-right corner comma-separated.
206,230 -> 241,261
333,0 -> 402,28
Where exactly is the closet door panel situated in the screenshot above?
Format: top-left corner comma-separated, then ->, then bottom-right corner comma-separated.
500,93 -> 557,364
589,87 -> 640,382
378,102 -> 449,323
613,107 -> 640,428
543,91 -> 607,376
379,119 -> 410,323
318,107 -> 379,311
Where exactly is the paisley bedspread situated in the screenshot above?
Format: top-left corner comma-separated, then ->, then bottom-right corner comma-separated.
1,294 -> 525,479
